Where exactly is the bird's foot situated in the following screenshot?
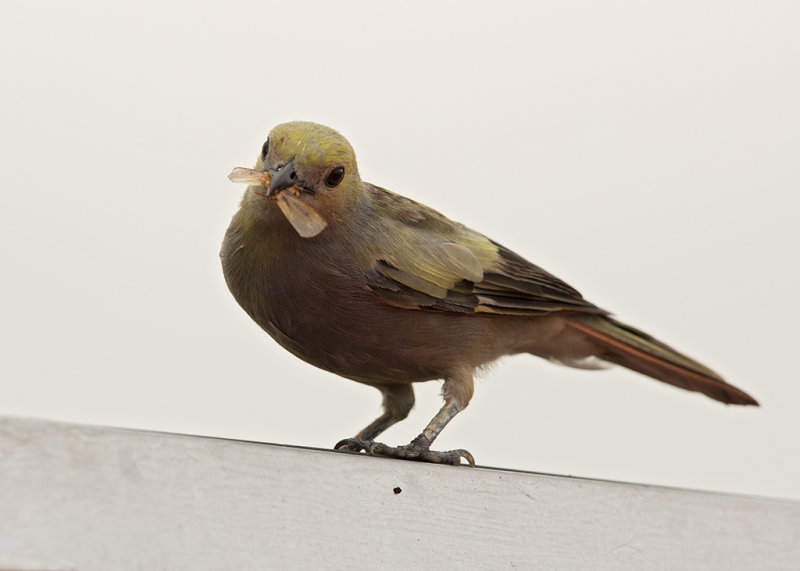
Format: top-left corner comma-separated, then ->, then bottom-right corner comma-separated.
334,436 -> 475,467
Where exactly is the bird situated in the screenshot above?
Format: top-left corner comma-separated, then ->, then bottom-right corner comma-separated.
221,121 -> 758,466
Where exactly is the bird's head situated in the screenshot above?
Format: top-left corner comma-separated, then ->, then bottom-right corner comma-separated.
236,121 -> 362,238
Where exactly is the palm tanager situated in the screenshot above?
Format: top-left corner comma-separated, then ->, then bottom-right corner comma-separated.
221,121 -> 757,466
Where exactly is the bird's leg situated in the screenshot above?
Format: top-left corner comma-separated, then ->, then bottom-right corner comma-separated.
335,384 -> 414,450
335,373 -> 475,467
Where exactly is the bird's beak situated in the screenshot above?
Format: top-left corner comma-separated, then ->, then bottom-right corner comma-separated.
267,159 -> 297,197
227,160 -> 327,238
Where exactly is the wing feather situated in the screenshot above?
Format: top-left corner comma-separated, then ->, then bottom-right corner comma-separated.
364,184 -> 606,317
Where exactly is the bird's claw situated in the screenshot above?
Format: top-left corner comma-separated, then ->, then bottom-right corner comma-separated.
334,437 -> 376,454
334,438 -> 475,467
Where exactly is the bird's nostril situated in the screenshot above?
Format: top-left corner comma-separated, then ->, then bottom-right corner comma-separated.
289,171 -> 296,180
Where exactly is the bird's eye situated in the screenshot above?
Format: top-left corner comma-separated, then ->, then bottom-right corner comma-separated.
325,166 -> 345,188
261,139 -> 269,159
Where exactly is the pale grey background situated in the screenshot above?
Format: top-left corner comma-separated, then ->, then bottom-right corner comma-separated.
1,1 -> 798,499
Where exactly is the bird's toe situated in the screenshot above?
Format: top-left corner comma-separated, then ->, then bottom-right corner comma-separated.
335,437 -> 474,466
334,437 -> 375,454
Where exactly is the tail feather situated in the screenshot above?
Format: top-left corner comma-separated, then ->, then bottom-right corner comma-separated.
566,316 -> 758,406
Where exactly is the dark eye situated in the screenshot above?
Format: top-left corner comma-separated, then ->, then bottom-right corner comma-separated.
325,166 -> 345,188
261,139 -> 269,159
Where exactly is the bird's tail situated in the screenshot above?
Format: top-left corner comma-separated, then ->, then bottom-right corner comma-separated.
565,316 -> 758,406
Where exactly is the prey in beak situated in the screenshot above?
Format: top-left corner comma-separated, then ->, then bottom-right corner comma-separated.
228,165 -> 328,238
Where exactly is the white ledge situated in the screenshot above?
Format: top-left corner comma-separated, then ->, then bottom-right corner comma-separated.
0,416 -> 798,570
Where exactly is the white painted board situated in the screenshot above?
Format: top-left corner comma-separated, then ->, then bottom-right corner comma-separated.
0,417 -> 798,570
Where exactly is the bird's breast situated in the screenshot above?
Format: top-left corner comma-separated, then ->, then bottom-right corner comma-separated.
221,212 -> 435,382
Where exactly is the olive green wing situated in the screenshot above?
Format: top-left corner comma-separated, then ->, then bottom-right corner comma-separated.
364,185 -> 606,316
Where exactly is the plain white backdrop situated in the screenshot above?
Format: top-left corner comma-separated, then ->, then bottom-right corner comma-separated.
1,1 -> 798,499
